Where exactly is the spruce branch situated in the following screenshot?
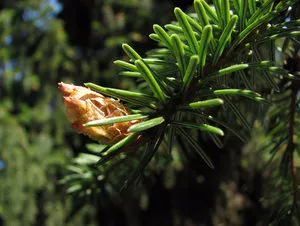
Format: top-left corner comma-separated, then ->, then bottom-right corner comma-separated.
59,0 -> 300,198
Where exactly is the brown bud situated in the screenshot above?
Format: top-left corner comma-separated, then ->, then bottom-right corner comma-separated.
58,82 -> 139,145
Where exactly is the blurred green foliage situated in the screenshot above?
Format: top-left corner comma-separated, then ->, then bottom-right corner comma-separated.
0,0 -> 194,225
0,0 -> 299,226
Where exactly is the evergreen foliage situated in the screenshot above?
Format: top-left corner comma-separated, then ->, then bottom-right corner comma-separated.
0,0 -> 176,225
0,0 -> 299,225
62,0 -> 300,224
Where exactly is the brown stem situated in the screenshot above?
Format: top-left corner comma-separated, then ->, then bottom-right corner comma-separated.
289,82 -> 298,214
290,148 -> 297,214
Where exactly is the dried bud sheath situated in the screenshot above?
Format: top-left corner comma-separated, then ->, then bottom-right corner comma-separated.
58,82 -> 139,145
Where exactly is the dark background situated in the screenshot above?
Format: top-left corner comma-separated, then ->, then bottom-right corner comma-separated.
0,0 -> 297,225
